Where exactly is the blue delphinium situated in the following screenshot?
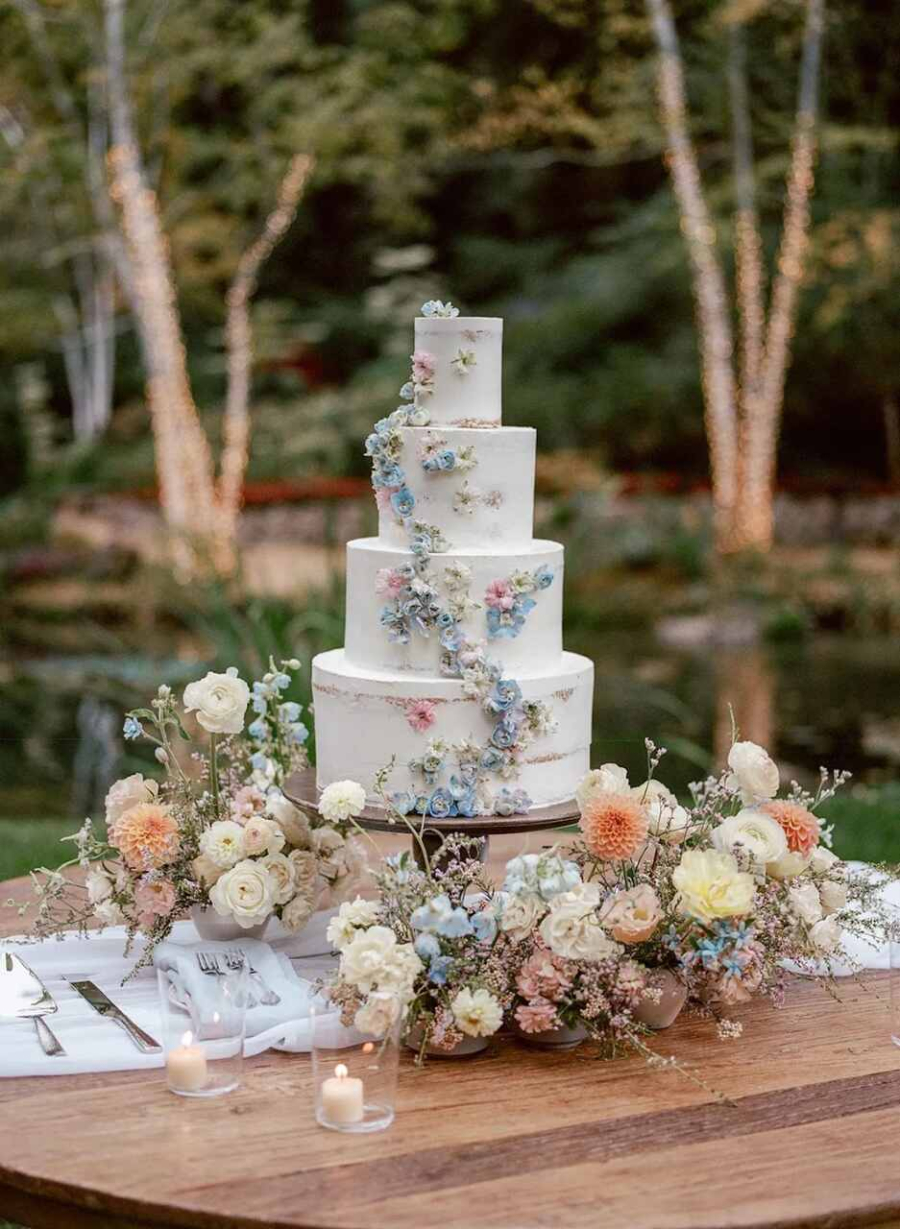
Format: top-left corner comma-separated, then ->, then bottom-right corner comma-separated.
123,715 -> 144,741
414,933 -> 441,961
247,718 -> 267,741
428,955 -> 455,985
436,906 -> 473,939
472,911 -> 498,944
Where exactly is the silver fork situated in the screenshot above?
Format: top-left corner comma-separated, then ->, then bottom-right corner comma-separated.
197,952 -> 222,979
223,949 -> 280,1006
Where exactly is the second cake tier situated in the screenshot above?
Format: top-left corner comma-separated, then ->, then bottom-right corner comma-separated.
345,537 -> 564,675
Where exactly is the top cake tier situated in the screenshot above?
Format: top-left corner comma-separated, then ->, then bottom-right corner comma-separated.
414,316 -> 502,426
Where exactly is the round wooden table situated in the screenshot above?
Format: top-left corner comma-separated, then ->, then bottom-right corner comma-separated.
2,833 -> 900,1229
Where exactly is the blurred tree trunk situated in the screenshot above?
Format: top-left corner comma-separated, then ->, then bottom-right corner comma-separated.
885,396 -> 900,489
713,647 -> 775,768
646,0 -> 825,556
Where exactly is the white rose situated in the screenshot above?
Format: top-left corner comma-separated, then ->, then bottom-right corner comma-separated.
354,991 -> 402,1037
713,808 -> 788,870
327,897 -> 382,950
766,848 -> 812,881
311,826 -> 347,880
85,867 -> 114,905
788,881 -> 823,926
105,774 -> 158,826
810,915 -> 842,953
319,779 -> 367,824
819,879 -> 848,915
209,859 -> 275,927
450,987 -> 503,1038
183,667 -> 250,735
259,852 -> 295,905
282,893 -> 315,932
199,819 -> 246,869
192,854 -> 224,887
242,816 -> 286,857
266,793 -> 311,848
726,741 -> 780,803
498,892 -> 545,942
539,884 -> 618,962
576,764 -> 630,810
339,925 -> 400,994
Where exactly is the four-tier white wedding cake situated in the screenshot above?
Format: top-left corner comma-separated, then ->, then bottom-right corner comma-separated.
312,301 -> 593,817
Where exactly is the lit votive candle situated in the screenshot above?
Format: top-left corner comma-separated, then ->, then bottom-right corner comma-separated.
321,1062 -> 364,1125
167,1031 -> 208,1093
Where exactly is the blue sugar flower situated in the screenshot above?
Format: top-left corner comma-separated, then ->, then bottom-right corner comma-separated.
414,793 -> 430,815
365,432 -> 383,456
410,535 -> 430,557
414,933 -> 441,961
448,775 -> 471,801
247,719 -> 267,741
390,791 -> 415,816
436,449 -> 456,471
491,718 -> 520,750
486,678 -> 522,714
123,716 -> 144,741
534,565 -> 554,590
436,610 -> 455,630
390,486 -> 416,518
428,956 -> 455,986
456,792 -> 479,818
439,625 -> 462,652
399,381 -> 415,401
516,595 -> 537,618
428,787 -> 454,818
472,912 -> 498,944
480,746 -> 505,772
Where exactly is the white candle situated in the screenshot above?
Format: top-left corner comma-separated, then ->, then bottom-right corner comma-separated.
167,1031 -> 208,1093
321,1062 -> 364,1125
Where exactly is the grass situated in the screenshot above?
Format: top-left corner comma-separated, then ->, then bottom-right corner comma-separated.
0,818 -> 77,884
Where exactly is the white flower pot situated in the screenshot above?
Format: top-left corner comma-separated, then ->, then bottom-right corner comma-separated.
633,968 -> 688,1030
405,1023 -> 489,1058
190,905 -> 270,943
512,1020 -> 587,1050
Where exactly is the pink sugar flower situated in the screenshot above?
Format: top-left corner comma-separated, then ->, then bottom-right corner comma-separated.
405,699 -> 437,733
411,349 -> 436,383
374,488 -> 393,514
375,567 -> 404,597
515,999 -> 559,1034
484,579 -> 515,611
134,878 -> 176,930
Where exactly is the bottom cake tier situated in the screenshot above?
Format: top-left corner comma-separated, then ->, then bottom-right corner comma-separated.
311,648 -> 593,814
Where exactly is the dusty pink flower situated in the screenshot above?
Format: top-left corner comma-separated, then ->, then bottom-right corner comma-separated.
405,699 -> 437,733
600,884 -> 662,944
411,349 -> 436,383
484,579 -> 515,611
134,878 -> 176,930
230,784 -> 266,825
579,792 -> 649,862
516,949 -> 571,1003
762,800 -> 820,856
515,999 -> 559,1034
376,567 -> 405,598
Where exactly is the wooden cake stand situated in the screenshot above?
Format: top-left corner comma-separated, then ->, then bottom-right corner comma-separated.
284,766 -> 579,866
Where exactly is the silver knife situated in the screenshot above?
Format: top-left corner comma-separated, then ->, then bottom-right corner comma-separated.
68,979 -> 161,1053
0,951 -> 66,1057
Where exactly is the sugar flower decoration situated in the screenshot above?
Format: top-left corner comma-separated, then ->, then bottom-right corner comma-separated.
405,699 -> 438,733
421,299 -> 459,318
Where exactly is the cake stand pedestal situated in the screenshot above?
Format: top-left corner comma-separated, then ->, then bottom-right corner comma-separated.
283,767 -> 579,870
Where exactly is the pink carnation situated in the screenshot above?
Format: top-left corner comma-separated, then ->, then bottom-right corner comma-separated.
516,949 -> 571,1003
134,878 -> 176,930
411,349 -> 436,383
230,784 -> 265,825
484,579 -> 515,611
375,567 -> 405,597
515,999 -> 559,1034
405,699 -> 437,733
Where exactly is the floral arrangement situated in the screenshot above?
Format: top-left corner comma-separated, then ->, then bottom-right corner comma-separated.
24,662 -> 367,971
418,432 -> 477,475
484,565 -> 554,639
420,299 -> 458,318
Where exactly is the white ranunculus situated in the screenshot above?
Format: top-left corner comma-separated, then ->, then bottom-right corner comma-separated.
726,741 -> 780,803
266,793 -> 311,848
450,987 -> 504,1038
259,852 -> 295,905
636,781 -> 691,844
539,884 -> 618,962
85,867 -> 114,905
354,991 -> 402,1037
183,667 -> 250,735
809,915 -> 842,954
319,780 -> 367,824
788,881 -> 823,926
575,764 -> 630,811
242,816 -> 286,858
819,878 -> 849,915
199,819 -> 246,869
105,774 -> 159,827
712,808 -> 788,870
498,892 -> 545,942
209,859 -> 275,928
339,925 -> 401,994
327,898 -> 382,950
311,826 -> 348,880
766,848 -> 813,881
282,893 -> 315,932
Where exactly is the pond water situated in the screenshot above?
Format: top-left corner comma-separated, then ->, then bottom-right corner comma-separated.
2,633 -> 898,824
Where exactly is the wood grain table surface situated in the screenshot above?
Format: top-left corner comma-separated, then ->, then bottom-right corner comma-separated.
2,830 -> 900,1229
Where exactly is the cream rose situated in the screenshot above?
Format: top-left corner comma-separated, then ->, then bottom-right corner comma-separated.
601,884 -> 662,944
209,858 -> 275,928
819,878 -> 848,915
788,881 -> 823,927
282,893 -> 315,932
726,741 -> 780,803
354,991 -> 402,1037
265,793 -> 311,848
104,774 -> 159,827
259,852 -> 295,905
810,915 -> 842,953
242,816 -> 286,857
672,849 -> 756,923
766,848 -> 812,881
183,667 -> 250,735
576,764 -> 630,811
319,779 -> 367,823
288,849 -> 319,900
540,884 -> 619,961
498,892 -> 545,942
450,987 -> 504,1038
712,808 -> 788,870
810,846 -> 841,875
199,819 -> 246,869
192,853 -> 225,887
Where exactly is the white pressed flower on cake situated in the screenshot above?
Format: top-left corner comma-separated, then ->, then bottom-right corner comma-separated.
104,773 -> 159,826
183,667 -> 251,735
319,779 -> 367,824
726,740 -> 780,804
712,808 -> 788,870
209,859 -> 275,928
450,987 -> 503,1038
199,819 -> 246,869
575,764 -> 630,811
259,851 -> 295,905
242,815 -> 286,857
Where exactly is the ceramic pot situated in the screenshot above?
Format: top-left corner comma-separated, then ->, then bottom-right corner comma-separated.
190,904 -> 270,943
632,968 -> 688,1030
513,1020 -> 587,1050
405,1023 -> 489,1058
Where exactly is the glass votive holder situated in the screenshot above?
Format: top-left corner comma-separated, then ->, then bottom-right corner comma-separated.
157,961 -> 249,1097
311,1001 -> 400,1133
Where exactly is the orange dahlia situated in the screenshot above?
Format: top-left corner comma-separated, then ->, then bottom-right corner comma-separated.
110,803 -> 181,870
762,800 -> 820,856
579,792 -> 649,861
